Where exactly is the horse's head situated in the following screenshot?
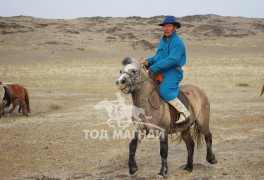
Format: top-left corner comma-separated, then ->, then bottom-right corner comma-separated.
116,57 -> 146,94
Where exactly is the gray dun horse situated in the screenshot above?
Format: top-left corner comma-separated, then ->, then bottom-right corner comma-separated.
116,57 -> 217,178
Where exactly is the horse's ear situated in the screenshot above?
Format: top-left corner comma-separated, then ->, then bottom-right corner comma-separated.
122,57 -> 134,66
0,81 -> 2,85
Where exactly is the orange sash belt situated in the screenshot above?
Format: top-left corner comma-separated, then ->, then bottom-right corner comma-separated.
155,74 -> 163,83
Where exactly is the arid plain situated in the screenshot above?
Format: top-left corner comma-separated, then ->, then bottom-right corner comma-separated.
0,15 -> 264,179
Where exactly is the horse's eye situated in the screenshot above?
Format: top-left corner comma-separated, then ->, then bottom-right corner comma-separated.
132,70 -> 136,74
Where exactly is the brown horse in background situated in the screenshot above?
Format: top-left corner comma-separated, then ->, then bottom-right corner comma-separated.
3,83 -> 30,116
260,85 -> 264,97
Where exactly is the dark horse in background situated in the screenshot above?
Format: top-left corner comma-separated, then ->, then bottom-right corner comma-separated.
260,85 -> 264,97
0,81 -> 6,117
116,58 -> 217,178
2,83 -> 30,117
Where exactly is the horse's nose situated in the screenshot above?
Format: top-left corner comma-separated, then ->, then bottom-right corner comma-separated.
116,77 -> 126,85
120,78 -> 127,84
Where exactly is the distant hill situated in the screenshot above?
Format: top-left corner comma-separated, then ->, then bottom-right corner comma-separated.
0,15 -> 263,58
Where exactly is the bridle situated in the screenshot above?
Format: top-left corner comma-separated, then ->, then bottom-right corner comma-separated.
120,64 -> 147,87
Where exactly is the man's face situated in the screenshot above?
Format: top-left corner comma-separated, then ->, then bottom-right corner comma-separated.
162,24 -> 177,37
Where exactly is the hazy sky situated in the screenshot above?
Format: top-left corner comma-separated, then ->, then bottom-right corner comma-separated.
1,0 -> 263,19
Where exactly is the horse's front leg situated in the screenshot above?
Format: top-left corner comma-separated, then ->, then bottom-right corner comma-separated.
129,132 -> 138,175
159,132 -> 168,177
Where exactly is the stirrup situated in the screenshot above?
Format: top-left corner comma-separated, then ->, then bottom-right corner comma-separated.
175,113 -> 189,126
175,119 -> 189,126
171,120 -> 189,129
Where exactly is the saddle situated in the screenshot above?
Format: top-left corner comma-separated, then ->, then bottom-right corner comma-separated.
169,90 -> 192,129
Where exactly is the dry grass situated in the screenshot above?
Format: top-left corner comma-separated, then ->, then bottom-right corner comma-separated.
0,54 -> 263,179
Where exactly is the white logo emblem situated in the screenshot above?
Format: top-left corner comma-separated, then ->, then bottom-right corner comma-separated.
95,92 -> 152,129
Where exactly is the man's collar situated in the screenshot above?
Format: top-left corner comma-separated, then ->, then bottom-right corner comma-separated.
163,31 -> 176,41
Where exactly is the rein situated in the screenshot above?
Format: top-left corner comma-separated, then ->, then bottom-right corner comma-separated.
140,65 -> 165,118
141,65 -> 163,110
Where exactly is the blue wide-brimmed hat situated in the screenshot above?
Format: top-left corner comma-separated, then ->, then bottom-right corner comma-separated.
158,16 -> 181,28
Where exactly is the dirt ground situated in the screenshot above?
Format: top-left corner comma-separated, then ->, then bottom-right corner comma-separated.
0,16 -> 264,180
0,52 -> 263,180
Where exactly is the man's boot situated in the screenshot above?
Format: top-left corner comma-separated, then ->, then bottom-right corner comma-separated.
168,97 -> 190,125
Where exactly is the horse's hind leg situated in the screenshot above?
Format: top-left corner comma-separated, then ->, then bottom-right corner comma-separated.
199,121 -> 217,164
18,96 -> 28,117
181,127 -> 194,172
17,99 -> 24,114
8,100 -> 17,115
204,131 -> 217,164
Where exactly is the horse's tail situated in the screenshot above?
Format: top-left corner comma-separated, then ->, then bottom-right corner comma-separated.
191,121 -> 204,148
174,121 -> 204,148
24,88 -> 31,113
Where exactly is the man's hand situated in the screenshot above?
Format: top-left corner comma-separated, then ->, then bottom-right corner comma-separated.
140,59 -> 149,67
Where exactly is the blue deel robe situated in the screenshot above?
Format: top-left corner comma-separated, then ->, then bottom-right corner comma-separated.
147,32 -> 186,102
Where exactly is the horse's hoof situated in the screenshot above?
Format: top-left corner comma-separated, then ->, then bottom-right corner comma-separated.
129,166 -> 138,175
157,172 -> 167,179
23,113 -> 29,117
183,165 -> 193,172
207,155 -> 217,164
156,173 -> 166,179
158,166 -> 168,178
208,159 -> 217,164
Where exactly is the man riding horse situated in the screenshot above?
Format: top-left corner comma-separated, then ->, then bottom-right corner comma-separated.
141,16 -> 190,126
